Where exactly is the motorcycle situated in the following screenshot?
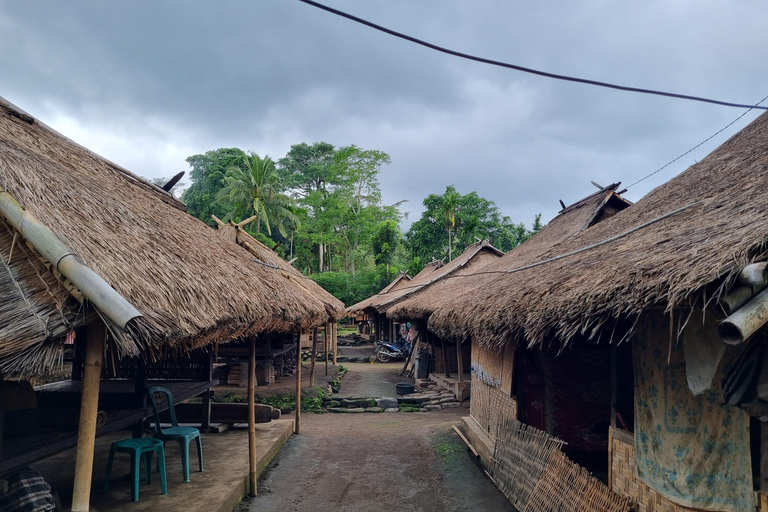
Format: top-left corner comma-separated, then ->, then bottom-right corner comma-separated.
374,337 -> 412,363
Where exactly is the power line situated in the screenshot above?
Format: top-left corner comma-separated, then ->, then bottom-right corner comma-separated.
625,95 -> 768,189
297,0 -> 768,111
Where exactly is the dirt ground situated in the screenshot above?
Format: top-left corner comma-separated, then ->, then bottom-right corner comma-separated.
236,410 -> 516,512
234,347 -> 517,512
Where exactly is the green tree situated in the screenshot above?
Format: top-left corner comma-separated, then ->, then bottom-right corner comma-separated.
217,152 -> 298,236
405,185 -> 543,267
183,148 -> 246,226
277,142 -> 338,198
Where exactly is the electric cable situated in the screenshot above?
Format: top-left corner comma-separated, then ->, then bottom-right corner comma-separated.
625,95 -> 768,189
297,0 -> 768,111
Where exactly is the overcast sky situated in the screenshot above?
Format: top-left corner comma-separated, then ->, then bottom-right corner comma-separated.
1,1 -> 766,230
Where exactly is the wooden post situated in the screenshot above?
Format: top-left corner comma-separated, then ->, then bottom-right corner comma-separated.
295,328 -> 302,435
610,344 -> 618,429
71,320 -> 106,512
456,338 -> 464,383
309,328 -> 318,386
324,323 -> 329,376
201,350 -> 213,432
247,337 -> 257,496
440,336 -> 451,378
332,322 -> 338,366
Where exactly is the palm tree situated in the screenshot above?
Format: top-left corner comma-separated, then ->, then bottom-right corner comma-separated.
218,152 -> 298,236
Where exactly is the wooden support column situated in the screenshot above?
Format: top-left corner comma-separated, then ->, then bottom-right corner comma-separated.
324,323 -> 329,376
295,328 -> 302,435
247,337 -> 257,496
309,328 -> 318,386
456,338 -> 464,383
132,357 -> 148,438
201,350 -> 213,432
71,320 -> 106,512
440,336 -> 451,378
332,322 -> 338,366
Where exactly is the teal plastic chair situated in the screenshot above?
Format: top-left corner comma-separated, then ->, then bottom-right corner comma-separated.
147,385 -> 204,482
104,437 -> 167,501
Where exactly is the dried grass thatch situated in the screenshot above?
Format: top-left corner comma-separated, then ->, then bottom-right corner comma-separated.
390,188 -> 627,322
347,239 -> 503,317
215,221 -> 345,321
0,98 -> 329,376
429,111 -> 768,348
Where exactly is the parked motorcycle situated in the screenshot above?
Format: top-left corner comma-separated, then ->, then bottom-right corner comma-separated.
374,338 -> 412,363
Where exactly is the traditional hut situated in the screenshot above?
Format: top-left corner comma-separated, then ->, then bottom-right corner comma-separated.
430,112 -> 768,512
0,97 -> 328,510
391,185 -> 630,403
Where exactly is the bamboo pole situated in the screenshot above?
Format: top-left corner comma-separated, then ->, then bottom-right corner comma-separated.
740,262 -> 768,286
247,337 -> 257,496
718,288 -> 768,345
71,321 -> 106,512
295,328 -> 302,435
0,188 -> 141,329
309,328 -> 318,386
324,323 -> 329,376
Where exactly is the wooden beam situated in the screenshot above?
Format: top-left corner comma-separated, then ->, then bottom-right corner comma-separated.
456,338 -> 464,383
332,322 -> 338,366
71,321 -> 106,512
247,337 -> 257,496
295,328 -> 302,435
309,328 -> 318,386
324,323 -> 329,376
440,336 -> 451,378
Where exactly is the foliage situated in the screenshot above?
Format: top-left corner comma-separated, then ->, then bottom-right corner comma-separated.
217,152 -> 299,236
183,144 -> 540,306
405,185 -> 543,269
183,148 -> 246,226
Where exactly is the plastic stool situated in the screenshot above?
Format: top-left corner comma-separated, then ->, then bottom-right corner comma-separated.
104,437 -> 167,501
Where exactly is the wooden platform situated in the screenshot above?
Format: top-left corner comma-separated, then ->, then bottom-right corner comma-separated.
30,419 -> 294,512
1,379 -> 217,474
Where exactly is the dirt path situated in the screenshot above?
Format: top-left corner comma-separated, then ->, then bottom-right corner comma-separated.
237,409 -> 516,512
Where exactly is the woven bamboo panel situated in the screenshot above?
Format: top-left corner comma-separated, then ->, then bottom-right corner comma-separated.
471,342 -> 517,438
610,430 -> 702,512
490,417 -> 566,510
525,450 -> 632,512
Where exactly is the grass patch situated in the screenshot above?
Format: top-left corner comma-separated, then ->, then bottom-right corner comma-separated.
433,431 -> 466,469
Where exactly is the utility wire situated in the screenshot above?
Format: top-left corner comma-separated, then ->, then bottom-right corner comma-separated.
298,0 -> 768,111
625,94 -> 768,189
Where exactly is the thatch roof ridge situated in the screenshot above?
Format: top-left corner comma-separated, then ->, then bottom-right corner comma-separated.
429,111 -> 768,347
0,98 -> 184,212
346,261 -> 443,315
0,98 -> 327,376
361,239 -> 503,314
379,271 -> 411,294
217,222 -> 346,321
390,188 -> 622,322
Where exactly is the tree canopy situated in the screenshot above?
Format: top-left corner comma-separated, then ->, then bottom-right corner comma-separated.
180,145 -> 542,305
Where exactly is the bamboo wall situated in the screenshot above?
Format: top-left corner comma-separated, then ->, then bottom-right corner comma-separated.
490,417 -> 632,512
608,427 -> 703,512
471,342 -> 517,439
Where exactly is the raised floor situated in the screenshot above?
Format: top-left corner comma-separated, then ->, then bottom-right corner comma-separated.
30,419 -> 294,512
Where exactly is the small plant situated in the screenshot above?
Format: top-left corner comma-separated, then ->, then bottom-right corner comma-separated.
336,365 -> 349,377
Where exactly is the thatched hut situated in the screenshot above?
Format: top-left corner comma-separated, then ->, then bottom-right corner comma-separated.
0,97 -> 329,509
430,112 -> 768,512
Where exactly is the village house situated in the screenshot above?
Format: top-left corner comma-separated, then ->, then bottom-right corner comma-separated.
0,97 -> 341,511
426,111 -> 768,512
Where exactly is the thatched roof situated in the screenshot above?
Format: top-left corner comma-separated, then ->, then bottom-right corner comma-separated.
0,98 -> 328,376
389,186 -> 629,322
215,220 -> 346,321
379,271 -> 411,294
347,240 -> 503,316
429,111 -> 768,348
